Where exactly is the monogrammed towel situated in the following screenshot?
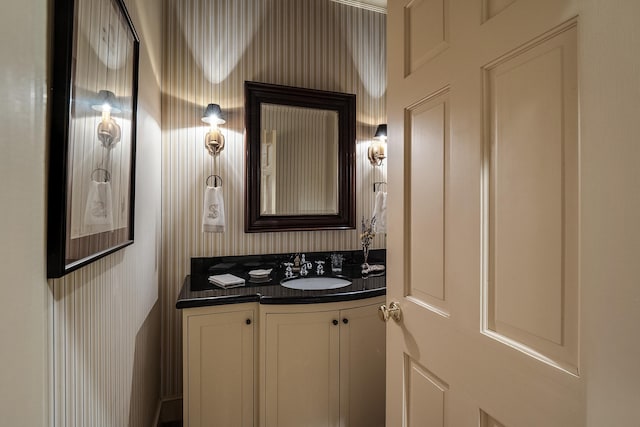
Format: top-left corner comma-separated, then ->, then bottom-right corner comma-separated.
84,180 -> 113,229
202,185 -> 226,233
371,190 -> 387,234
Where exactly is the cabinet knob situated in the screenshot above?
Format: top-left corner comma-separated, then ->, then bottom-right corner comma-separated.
342,318 -> 349,324
246,318 -> 252,325
332,319 -> 339,326
378,301 -> 402,322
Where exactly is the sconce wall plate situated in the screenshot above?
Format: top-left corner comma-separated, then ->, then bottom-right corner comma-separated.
368,142 -> 386,166
203,103 -> 226,156
205,128 -> 225,156
368,123 -> 387,166
97,117 -> 122,148
92,89 -> 122,148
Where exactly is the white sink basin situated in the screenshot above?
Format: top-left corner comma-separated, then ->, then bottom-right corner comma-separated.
281,276 -> 352,291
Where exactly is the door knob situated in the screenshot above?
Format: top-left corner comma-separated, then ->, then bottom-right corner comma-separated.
378,301 -> 401,322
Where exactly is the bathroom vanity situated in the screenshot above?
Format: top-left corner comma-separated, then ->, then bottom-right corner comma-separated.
176,251 -> 386,427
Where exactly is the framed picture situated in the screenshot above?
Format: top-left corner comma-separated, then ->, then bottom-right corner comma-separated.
47,0 -> 139,278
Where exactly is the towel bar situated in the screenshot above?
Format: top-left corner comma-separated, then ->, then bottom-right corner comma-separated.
91,168 -> 111,182
373,181 -> 387,192
206,174 -> 223,187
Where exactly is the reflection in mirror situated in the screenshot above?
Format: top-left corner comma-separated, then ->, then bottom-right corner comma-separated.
47,0 -> 139,277
245,81 -> 356,232
260,104 -> 339,216
70,89 -> 132,241
68,0 -> 136,247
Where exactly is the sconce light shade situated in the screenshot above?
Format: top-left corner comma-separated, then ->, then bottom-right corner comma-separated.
368,123 -> 387,166
91,90 -> 121,113
202,103 -> 226,125
374,124 -> 387,139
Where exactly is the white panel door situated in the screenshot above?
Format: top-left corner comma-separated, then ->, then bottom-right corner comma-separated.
261,130 -> 276,215
385,0 -> 583,425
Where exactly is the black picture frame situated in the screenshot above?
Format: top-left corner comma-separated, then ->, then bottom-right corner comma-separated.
245,81 -> 356,232
47,0 -> 139,278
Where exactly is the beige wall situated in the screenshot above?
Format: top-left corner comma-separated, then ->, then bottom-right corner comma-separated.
161,0 -> 387,397
579,0 -> 640,424
0,0 -> 49,425
1,0 -> 163,426
49,0 -> 164,425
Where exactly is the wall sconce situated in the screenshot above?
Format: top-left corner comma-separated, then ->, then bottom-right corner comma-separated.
368,124 -> 387,166
91,90 -> 121,149
202,103 -> 226,156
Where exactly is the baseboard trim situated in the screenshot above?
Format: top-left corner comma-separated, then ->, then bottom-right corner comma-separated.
152,399 -> 162,427
156,396 -> 183,426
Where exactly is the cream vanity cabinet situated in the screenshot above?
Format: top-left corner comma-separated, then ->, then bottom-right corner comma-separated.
183,303 -> 257,427
183,296 -> 384,427
260,296 -> 385,427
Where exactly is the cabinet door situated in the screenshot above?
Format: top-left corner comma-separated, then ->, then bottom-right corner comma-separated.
264,310 -> 340,427
184,308 -> 255,427
339,303 -> 386,427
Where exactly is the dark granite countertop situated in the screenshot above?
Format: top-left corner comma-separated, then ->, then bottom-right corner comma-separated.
176,250 -> 386,309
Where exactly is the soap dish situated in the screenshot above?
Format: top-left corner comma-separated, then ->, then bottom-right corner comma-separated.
249,268 -> 272,280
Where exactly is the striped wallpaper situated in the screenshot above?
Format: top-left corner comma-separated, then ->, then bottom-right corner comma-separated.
50,0 -> 163,425
161,0 -> 387,397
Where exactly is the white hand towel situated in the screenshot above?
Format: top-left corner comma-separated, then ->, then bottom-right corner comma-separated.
202,186 -> 226,233
84,180 -> 113,228
372,191 -> 387,234
208,274 -> 245,288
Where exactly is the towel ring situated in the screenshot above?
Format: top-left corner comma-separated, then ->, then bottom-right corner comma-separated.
91,168 -> 111,182
373,181 -> 387,192
206,174 -> 223,187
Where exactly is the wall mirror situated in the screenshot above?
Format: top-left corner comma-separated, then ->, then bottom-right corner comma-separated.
245,81 -> 356,232
47,0 -> 139,278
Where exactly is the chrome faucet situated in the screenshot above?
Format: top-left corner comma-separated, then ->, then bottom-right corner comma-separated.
315,260 -> 325,275
283,262 -> 294,278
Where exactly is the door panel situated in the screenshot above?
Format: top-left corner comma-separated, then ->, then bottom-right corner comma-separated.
485,23 -> 579,372
480,410 -> 507,427
405,356 -> 449,427
407,89 -> 450,314
386,0 -> 583,425
404,0 -> 449,75
482,0 -> 516,23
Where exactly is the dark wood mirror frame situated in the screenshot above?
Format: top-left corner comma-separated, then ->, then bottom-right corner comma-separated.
245,81 -> 356,232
